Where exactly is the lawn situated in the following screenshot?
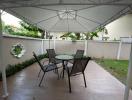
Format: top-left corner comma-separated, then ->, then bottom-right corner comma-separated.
95,59 -> 128,84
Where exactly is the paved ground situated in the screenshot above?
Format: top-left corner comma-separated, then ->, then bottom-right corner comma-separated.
0,60 -> 132,100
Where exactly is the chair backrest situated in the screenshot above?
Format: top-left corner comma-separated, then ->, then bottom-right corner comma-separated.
33,52 -> 44,71
70,57 -> 91,75
74,50 -> 84,59
46,49 -> 56,63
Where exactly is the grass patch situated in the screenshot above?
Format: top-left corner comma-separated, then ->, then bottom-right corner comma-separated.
95,58 -> 128,84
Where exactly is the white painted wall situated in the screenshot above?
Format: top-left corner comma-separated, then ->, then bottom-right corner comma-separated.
2,35 -> 131,69
106,14 -> 132,40
3,35 -> 42,67
48,32 -> 64,40
55,40 -> 85,55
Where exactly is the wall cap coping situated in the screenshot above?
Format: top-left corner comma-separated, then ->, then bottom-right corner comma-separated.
2,34 -> 124,43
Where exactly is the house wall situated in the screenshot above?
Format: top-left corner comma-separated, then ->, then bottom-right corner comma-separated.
105,14 -> 132,40
1,35 -> 131,69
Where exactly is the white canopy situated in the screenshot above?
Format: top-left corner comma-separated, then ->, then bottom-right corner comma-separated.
0,0 -> 132,32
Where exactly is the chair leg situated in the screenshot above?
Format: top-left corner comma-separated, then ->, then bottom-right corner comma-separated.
83,73 -> 87,87
68,75 -> 71,93
38,69 -> 41,77
62,68 -> 65,78
53,66 -> 57,73
56,69 -> 59,80
39,73 -> 45,87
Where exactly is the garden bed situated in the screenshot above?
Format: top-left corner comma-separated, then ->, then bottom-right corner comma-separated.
0,53 -> 48,80
95,59 -> 128,84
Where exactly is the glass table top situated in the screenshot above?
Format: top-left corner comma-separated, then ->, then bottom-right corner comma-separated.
55,55 -> 73,60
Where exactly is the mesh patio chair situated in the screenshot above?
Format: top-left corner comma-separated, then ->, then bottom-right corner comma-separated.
69,50 -> 84,64
46,49 -> 62,64
66,57 -> 91,93
33,52 -> 60,87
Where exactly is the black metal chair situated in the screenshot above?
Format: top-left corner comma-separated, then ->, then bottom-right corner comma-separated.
74,50 -> 84,58
69,50 -> 84,64
66,57 -> 91,93
33,52 -> 60,87
46,49 -> 62,64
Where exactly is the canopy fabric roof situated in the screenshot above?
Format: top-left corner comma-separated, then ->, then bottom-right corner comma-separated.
0,0 -> 132,32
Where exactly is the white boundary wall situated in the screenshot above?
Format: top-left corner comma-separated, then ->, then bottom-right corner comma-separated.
2,35 -> 43,68
2,35 -> 131,68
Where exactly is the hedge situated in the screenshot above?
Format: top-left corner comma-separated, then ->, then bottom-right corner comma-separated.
0,53 -> 48,80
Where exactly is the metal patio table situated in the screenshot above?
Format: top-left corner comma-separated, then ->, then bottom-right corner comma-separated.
55,55 -> 73,78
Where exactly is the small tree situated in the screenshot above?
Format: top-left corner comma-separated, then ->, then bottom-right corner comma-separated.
96,27 -> 108,40
83,32 -> 98,40
83,27 -> 108,40
19,21 -> 44,38
60,32 -> 82,40
2,20 -> 44,38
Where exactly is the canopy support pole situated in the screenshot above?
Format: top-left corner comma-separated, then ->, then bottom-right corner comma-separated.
117,40 -> 122,60
49,32 -> 51,49
41,39 -> 44,54
124,40 -> 132,100
84,40 -> 88,56
0,11 -> 8,98
54,38 -> 56,50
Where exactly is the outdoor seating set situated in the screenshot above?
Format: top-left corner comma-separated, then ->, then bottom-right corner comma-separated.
33,49 -> 91,93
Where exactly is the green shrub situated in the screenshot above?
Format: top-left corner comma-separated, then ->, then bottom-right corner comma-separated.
0,53 -> 48,80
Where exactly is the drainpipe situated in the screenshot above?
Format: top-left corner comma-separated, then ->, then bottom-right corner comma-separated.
124,39 -> 132,100
0,11 -> 8,98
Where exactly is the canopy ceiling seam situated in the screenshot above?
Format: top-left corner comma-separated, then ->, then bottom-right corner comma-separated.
0,0 -> 31,4
47,13 -> 67,32
34,12 -> 66,25
33,6 -> 59,12
57,11 -> 61,20
76,5 -> 99,11
91,5 -> 132,31
30,0 -> 41,5
26,5 -> 103,14
66,12 -> 69,32
6,9 -> 46,31
7,0 -> 37,6
0,2 -> 132,9
0,0 -> 123,4
76,0 -> 124,12
99,5 -> 132,28
105,0 -> 123,4
34,15 -> 59,25
87,0 -> 96,3
67,13 -> 88,31
75,19 -> 89,32
69,12 -> 101,24
47,19 -> 61,32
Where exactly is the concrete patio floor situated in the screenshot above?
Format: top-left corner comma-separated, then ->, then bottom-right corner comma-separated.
0,60 -> 132,100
